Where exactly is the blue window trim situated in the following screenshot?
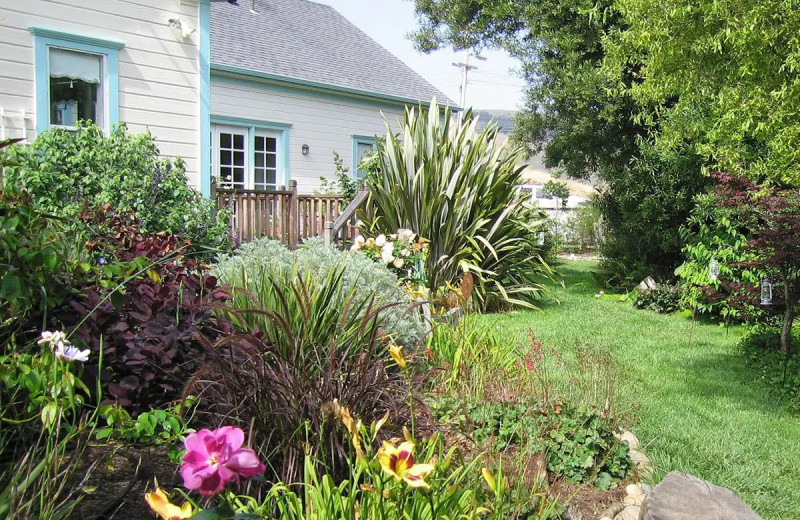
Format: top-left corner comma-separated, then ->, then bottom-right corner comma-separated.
199,0 -> 211,197
352,135 -> 376,179
29,27 -> 124,135
211,116 -> 292,188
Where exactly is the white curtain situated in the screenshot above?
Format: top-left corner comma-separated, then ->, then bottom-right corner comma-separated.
49,48 -> 101,83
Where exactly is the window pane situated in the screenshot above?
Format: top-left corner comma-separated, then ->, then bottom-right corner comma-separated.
265,137 -> 276,153
255,153 -> 264,168
233,134 -> 244,149
357,142 -> 374,159
233,151 -> 245,167
49,48 -> 103,128
220,150 -> 232,165
50,79 -> 99,127
266,170 -> 276,185
220,166 -> 232,184
254,170 -> 265,185
233,167 -> 245,185
255,136 -> 264,151
220,133 -> 231,149
266,154 -> 276,168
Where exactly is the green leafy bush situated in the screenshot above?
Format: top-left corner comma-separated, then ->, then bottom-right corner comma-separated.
213,237 -> 426,347
4,123 -> 229,254
0,187 -> 76,332
676,192 -> 762,320
430,398 -> 631,490
632,283 -> 682,314
361,101 -> 554,310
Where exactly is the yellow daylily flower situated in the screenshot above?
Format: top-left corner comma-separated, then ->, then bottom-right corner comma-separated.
388,344 -> 407,370
377,441 -> 434,489
482,468 -> 498,495
334,400 -> 365,461
372,410 -> 390,439
144,488 -> 193,520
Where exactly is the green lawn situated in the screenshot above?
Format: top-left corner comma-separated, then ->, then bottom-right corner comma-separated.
480,260 -> 800,520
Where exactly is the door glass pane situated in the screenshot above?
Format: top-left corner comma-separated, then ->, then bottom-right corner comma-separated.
216,129 -> 248,189
254,133 -> 279,190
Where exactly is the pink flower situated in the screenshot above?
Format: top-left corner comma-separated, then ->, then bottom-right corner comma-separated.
180,426 -> 265,496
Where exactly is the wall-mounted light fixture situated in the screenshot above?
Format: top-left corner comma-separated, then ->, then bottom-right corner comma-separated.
168,18 -> 196,40
301,144 -> 309,156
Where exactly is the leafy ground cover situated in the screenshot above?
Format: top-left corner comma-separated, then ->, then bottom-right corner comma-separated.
479,260 -> 800,520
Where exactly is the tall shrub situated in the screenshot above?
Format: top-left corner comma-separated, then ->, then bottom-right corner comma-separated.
676,192 -> 762,321
361,101 -> 553,310
4,123 -> 229,254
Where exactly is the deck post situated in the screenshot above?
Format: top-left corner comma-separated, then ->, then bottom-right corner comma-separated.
288,180 -> 299,249
323,221 -> 334,247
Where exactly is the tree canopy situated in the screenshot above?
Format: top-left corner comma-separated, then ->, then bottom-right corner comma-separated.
608,0 -> 800,186
412,0 -> 709,281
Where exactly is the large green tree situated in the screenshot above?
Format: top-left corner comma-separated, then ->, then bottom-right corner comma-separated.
608,0 -> 800,186
412,0 -> 708,280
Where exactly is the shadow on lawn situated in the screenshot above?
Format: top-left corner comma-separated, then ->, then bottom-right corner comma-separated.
552,261 -> 603,295
679,350 -> 790,416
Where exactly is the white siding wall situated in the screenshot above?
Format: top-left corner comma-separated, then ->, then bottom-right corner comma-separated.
0,0 -> 202,188
211,76 -> 407,194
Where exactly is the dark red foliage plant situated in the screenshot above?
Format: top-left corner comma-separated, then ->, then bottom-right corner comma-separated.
712,172 -> 800,353
67,211 -> 234,412
184,270 -> 412,486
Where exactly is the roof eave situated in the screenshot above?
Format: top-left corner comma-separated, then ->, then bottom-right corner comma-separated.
210,63 -> 460,110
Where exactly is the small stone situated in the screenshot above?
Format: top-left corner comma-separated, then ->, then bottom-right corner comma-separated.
615,429 -> 641,451
629,449 -> 653,478
626,484 -> 646,497
641,484 -> 653,493
624,494 -> 644,507
614,506 -> 641,520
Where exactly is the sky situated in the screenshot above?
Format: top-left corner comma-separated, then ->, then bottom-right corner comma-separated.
315,0 -> 526,111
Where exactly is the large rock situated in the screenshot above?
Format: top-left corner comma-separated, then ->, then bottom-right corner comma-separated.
642,472 -> 763,520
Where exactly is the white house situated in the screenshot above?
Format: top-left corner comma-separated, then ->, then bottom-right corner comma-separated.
0,0 -> 453,197
0,0 -> 207,188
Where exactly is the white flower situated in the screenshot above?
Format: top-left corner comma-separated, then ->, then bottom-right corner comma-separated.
54,342 -> 90,363
375,234 -> 387,247
393,258 -> 405,269
397,228 -> 415,242
381,242 -> 395,263
351,235 -> 365,251
38,330 -> 67,347
400,249 -> 411,257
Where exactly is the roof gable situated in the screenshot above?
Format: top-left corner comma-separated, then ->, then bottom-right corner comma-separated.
210,0 -> 455,105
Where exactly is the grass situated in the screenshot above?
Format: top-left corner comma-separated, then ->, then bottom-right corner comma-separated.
479,260 -> 800,520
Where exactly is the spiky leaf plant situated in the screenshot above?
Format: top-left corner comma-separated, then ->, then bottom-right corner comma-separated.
361,100 -> 553,310
187,267 -> 409,485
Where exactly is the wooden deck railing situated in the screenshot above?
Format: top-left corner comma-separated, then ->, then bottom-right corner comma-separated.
212,179 -> 360,247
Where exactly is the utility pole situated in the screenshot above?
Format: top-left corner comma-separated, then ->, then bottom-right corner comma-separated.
452,50 -> 486,124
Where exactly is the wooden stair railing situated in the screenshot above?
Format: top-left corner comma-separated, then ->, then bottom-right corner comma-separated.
323,189 -> 369,247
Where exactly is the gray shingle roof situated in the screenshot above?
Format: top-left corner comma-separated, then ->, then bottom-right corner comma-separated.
210,0 -> 455,105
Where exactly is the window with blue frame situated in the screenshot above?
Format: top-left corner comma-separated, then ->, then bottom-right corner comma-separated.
211,121 -> 288,190
352,136 -> 376,180
29,28 -> 123,134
